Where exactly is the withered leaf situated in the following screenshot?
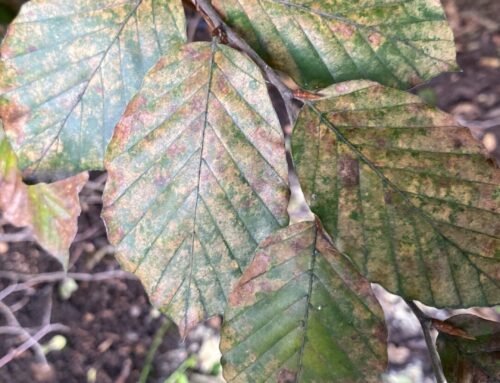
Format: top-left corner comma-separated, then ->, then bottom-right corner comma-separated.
102,41 -> 289,335
213,0 -> 458,90
437,314 -> 500,383
221,219 -> 387,382
0,128 -> 87,269
292,80 -> 500,309
0,0 -> 186,175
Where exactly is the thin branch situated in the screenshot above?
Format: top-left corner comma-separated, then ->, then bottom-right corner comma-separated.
192,0 -> 297,125
0,323 -> 68,369
190,0 -> 315,224
457,116 -> 500,130
0,229 -> 34,243
0,269 -> 135,283
0,284 -> 21,302
139,319 -> 173,383
407,300 -> 447,383
0,270 -> 135,301
0,301 -> 47,366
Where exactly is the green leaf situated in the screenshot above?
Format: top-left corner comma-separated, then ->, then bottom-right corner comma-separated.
437,314 -> 500,382
0,127 -> 88,268
291,80 -> 500,308
0,0 -> 186,175
213,0 -> 457,90
102,41 -> 290,335
221,220 -> 387,383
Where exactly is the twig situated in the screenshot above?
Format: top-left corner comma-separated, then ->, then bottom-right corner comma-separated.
73,226 -> 104,243
187,12 -> 204,42
0,269 -> 134,283
0,229 -> 34,243
457,116 -> 500,130
41,286 -> 53,326
138,318 -> 173,383
0,301 -> 47,366
407,300 -> 446,383
8,295 -> 30,313
190,0 -> 314,224
192,0 -> 297,126
84,244 -> 115,270
0,270 -> 135,301
0,322 -> 68,369
0,284 -> 20,302
0,326 -> 27,335
115,358 -> 132,383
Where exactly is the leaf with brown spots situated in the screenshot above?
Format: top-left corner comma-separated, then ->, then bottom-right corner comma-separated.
0,127 -> 87,269
292,80 -> 500,309
0,0 -> 186,175
437,314 -> 500,383
221,219 -> 387,382
213,0 -> 458,90
102,41 -> 289,335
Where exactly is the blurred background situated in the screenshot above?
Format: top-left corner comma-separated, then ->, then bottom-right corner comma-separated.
0,0 -> 498,382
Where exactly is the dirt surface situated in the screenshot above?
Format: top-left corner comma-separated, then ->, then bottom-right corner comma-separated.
0,0 -> 499,382
0,173 -> 195,383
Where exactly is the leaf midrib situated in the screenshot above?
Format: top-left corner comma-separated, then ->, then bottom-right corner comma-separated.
295,225 -> 318,382
29,0 -> 144,171
263,0 -> 453,70
184,38 -> 218,333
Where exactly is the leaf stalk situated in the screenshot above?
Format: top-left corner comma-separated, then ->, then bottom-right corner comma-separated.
407,300 -> 447,383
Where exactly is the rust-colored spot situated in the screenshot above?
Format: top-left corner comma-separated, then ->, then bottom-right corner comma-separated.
123,94 -> 147,117
331,22 -> 355,38
432,319 -> 476,340
384,190 -> 393,204
239,251 -> 271,285
335,83 -> 349,93
374,321 -> 389,345
293,89 -> 324,100
486,157 -> 496,167
112,120 -> 133,151
0,102 -> 30,141
229,281 -> 254,307
277,369 -> 296,383
229,251 -> 271,307
339,154 -> 359,187
409,74 -> 423,87
211,26 -> 229,44
453,138 -> 463,149
368,32 -> 382,48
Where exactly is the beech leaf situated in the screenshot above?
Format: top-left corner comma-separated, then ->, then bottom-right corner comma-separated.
221,220 -> 388,383
0,128 -> 87,268
102,41 -> 289,335
437,314 -> 500,382
213,0 -> 458,90
0,0 -> 186,175
292,80 -> 500,308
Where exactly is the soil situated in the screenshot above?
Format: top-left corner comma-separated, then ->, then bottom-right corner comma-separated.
0,0 -> 498,382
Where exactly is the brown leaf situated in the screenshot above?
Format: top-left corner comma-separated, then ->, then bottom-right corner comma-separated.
0,128 -> 87,268
432,318 -> 476,340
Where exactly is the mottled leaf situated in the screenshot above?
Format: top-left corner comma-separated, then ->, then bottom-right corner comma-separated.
0,128 -> 87,268
102,41 -> 289,334
0,0 -> 186,175
213,0 -> 457,90
437,314 -> 500,382
292,80 -> 500,308
221,220 -> 387,383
